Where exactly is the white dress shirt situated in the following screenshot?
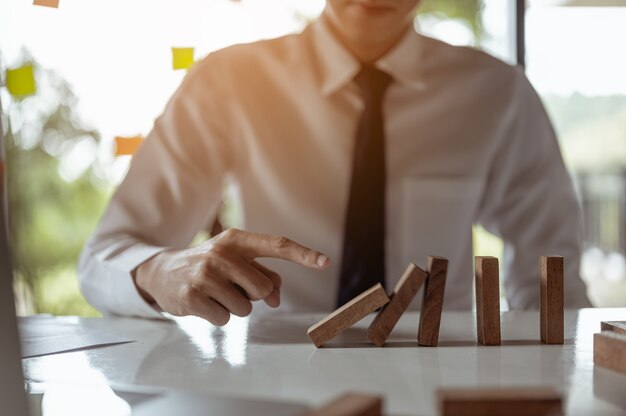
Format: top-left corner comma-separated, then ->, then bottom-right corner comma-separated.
78,17 -> 590,319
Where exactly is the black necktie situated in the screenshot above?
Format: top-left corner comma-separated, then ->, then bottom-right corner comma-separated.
337,65 -> 393,308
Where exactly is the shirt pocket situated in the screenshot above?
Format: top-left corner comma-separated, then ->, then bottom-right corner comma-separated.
401,177 -> 485,266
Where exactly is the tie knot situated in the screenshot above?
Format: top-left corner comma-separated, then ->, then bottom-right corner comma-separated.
355,65 -> 393,99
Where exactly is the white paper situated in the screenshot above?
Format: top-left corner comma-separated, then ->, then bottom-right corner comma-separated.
19,317 -> 133,358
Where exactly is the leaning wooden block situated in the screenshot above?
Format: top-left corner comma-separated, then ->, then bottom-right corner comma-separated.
308,393 -> 383,416
475,256 -> 501,346
33,0 -> 60,7
540,256 -> 564,344
437,387 -> 562,416
367,263 -> 427,347
418,256 -> 448,347
594,331 -> 626,375
308,283 -> 390,348
601,321 -> 626,336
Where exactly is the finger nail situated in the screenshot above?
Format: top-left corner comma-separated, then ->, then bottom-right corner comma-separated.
316,254 -> 328,267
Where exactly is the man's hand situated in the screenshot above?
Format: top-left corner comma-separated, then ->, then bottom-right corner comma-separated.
133,229 -> 330,326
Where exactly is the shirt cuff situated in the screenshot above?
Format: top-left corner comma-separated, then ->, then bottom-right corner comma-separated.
106,244 -> 169,319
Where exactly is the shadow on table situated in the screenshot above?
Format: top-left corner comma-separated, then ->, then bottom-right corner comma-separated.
593,366 -> 626,411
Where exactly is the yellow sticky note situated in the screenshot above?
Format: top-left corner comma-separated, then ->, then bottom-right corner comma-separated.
5,65 -> 36,97
115,136 -> 144,156
172,47 -> 194,70
33,0 -> 59,8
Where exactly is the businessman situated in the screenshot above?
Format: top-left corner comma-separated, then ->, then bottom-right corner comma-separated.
79,0 -> 590,325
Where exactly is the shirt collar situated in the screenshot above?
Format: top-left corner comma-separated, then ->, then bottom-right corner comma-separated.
309,17 -> 426,97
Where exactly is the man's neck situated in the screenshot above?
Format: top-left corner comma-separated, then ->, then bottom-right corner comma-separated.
321,12 -> 411,64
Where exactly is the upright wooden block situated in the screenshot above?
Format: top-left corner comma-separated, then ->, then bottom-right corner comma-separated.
540,256 -> 564,344
475,256 -> 501,346
308,283 -> 390,348
601,321 -> 626,335
438,388 -> 562,416
367,263 -> 427,347
594,331 -> 626,375
418,256 -> 448,347
308,393 -> 383,416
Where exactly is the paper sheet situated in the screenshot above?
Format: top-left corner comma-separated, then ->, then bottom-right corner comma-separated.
33,0 -> 59,8
115,136 -> 144,156
172,47 -> 194,70
19,317 -> 133,358
5,65 -> 36,97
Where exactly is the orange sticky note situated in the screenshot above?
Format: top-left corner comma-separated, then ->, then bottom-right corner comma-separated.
115,136 -> 144,156
172,47 -> 194,70
5,65 -> 36,97
33,0 -> 59,8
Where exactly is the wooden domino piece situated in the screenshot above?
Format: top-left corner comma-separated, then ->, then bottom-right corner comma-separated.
601,321 -> 626,335
475,256 -> 501,346
594,331 -> 626,375
540,256 -> 564,344
33,0 -> 60,7
367,263 -> 427,347
308,393 -> 383,416
418,256 -> 448,347
437,387 -> 562,416
308,283 -> 390,348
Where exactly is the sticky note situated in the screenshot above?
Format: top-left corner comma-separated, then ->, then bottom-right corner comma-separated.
172,48 -> 194,70
33,0 -> 59,8
115,136 -> 144,156
5,65 -> 36,97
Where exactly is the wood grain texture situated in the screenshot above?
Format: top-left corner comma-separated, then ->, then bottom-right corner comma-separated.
475,257 -> 501,346
307,283 -> 390,348
367,263 -> 427,347
308,393 -> 383,416
540,256 -> 564,344
418,256 -> 448,347
438,387 -> 562,416
594,331 -> 626,375
601,321 -> 626,335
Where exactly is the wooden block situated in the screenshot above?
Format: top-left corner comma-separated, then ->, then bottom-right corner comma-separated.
475,256 -> 501,346
308,283 -> 390,348
438,387 -> 562,416
367,263 -> 427,347
540,256 -> 564,344
418,256 -> 448,347
594,331 -> 626,375
33,0 -> 59,7
601,321 -> 626,336
308,393 -> 383,416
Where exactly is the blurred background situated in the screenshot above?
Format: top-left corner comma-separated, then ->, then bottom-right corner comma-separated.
0,0 -> 624,316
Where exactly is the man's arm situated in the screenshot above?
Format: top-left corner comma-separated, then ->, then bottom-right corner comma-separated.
477,68 -> 591,309
78,56 -> 330,323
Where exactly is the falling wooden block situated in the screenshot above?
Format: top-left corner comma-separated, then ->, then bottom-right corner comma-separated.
367,263 -> 427,347
437,387 -> 562,416
115,136 -> 144,156
475,256 -> 501,346
601,321 -> 626,336
33,0 -> 59,7
418,256 -> 448,347
540,256 -> 564,345
594,331 -> 626,375
308,283 -> 390,348
308,393 -> 383,416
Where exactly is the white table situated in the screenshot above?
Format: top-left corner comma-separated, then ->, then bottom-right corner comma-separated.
23,309 -> 626,415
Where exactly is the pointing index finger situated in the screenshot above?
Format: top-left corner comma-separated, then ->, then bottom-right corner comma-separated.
238,232 -> 330,269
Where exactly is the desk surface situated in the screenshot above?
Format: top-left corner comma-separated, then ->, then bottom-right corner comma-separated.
23,309 -> 626,416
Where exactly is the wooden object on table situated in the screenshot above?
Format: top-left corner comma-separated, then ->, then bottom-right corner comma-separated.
594,331 -> 626,375
367,263 -> 427,347
418,256 -> 448,347
309,393 -> 383,416
437,387 -> 563,416
307,283 -> 390,348
601,321 -> 626,335
475,256 -> 501,346
540,256 -> 564,344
